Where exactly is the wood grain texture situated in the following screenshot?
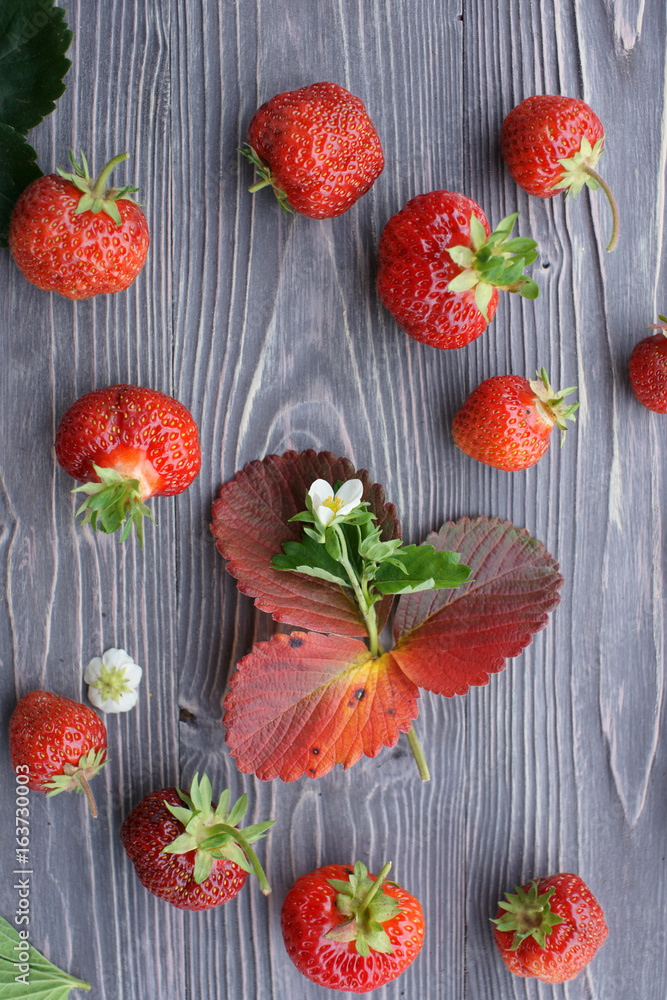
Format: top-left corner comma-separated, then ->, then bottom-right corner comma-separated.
0,1 -> 665,998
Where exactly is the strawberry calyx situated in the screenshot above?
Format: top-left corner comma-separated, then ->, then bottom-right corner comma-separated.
162,773 -> 274,894
325,861 -> 400,956
72,464 -> 155,548
648,314 -> 667,335
447,212 -> 539,322
44,748 -> 107,819
529,368 -> 579,442
493,879 -> 564,949
57,150 -> 140,226
240,144 -> 294,216
552,137 -> 619,252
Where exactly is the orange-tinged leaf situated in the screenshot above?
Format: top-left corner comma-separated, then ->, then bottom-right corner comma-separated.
392,517 -> 563,696
223,631 -> 419,781
211,450 -> 399,637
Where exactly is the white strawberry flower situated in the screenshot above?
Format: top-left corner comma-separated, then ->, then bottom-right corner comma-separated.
84,647 -> 142,713
308,478 -> 364,526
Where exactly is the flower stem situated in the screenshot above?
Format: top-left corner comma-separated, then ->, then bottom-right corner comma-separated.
582,166 -> 619,252
332,524 -> 380,656
405,726 -> 430,782
91,153 -> 129,198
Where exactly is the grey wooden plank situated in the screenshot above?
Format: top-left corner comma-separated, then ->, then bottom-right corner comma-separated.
171,1 -> 466,997
0,2 -> 184,999
463,1 -> 667,999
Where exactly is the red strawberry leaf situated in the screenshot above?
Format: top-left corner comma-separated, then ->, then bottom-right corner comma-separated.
223,631 -> 419,781
211,451 -> 400,637
391,517 -> 563,696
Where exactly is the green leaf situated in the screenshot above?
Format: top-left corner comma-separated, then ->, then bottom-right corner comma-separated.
374,544 -> 471,595
0,123 -> 41,248
0,914 -> 90,997
0,0 -> 72,134
271,535 -> 351,588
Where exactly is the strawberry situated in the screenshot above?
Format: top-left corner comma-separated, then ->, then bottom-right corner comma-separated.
243,82 -> 384,218
281,861 -> 424,993
493,873 -> 608,983
55,384 -> 201,545
120,773 -> 273,911
9,151 -> 150,299
9,690 -> 108,818
452,368 -> 578,471
376,191 -> 539,350
629,316 -> 667,411
500,95 -> 619,252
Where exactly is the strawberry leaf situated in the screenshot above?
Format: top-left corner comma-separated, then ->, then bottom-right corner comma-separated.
223,631 -> 419,781
0,913 -> 90,997
373,543 -> 472,595
211,451 -> 400,636
391,517 -> 563,696
0,123 -> 41,248
0,0 -> 72,134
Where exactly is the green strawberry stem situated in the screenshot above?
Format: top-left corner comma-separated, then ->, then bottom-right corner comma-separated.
57,150 -> 140,225
356,861 -> 393,913
207,822 -> 272,896
581,166 -> 619,252
405,726 -> 430,782
325,860 -> 400,955
61,763 -> 98,818
91,152 -> 130,198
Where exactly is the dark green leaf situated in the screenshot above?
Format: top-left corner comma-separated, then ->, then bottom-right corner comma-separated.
374,544 -> 471,595
0,914 -> 90,998
0,0 -> 72,134
272,536 -> 350,588
0,123 -> 41,247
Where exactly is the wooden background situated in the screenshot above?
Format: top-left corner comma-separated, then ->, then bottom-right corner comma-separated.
1,0 -> 666,997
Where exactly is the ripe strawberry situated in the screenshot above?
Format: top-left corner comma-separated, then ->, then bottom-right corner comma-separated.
628,316 -> 667,411
55,384 -> 201,545
120,773 -> 273,911
243,82 -> 384,218
281,861 -> 424,993
452,368 -> 578,471
376,191 -> 539,350
9,151 -> 150,299
493,873 -> 608,983
500,95 -> 619,251
9,690 -> 108,817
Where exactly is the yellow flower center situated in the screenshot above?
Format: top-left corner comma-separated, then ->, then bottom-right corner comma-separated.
322,496 -> 344,514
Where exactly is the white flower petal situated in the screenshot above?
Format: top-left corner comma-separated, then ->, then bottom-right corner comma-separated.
308,479 -> 334,508
315,504 -> 335,526
102,647 -> 133,669
83,657 -> 104,683
335,479 -> 363,505
122,663 -> 143,687
86,686 -> 106,711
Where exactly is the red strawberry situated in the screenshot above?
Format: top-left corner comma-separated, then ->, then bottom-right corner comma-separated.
243,82 -> 384,218
9,151 -> 150,299
452,368 -> 578,471
629,316 -> 667,411
500,95 -> 619,251
281,860 -> 424,993
55,384 -> 201,545
376,191 -> 539,350
120,773 -> 273,911
493,873 -> 608,983
9,690 -> 108,817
